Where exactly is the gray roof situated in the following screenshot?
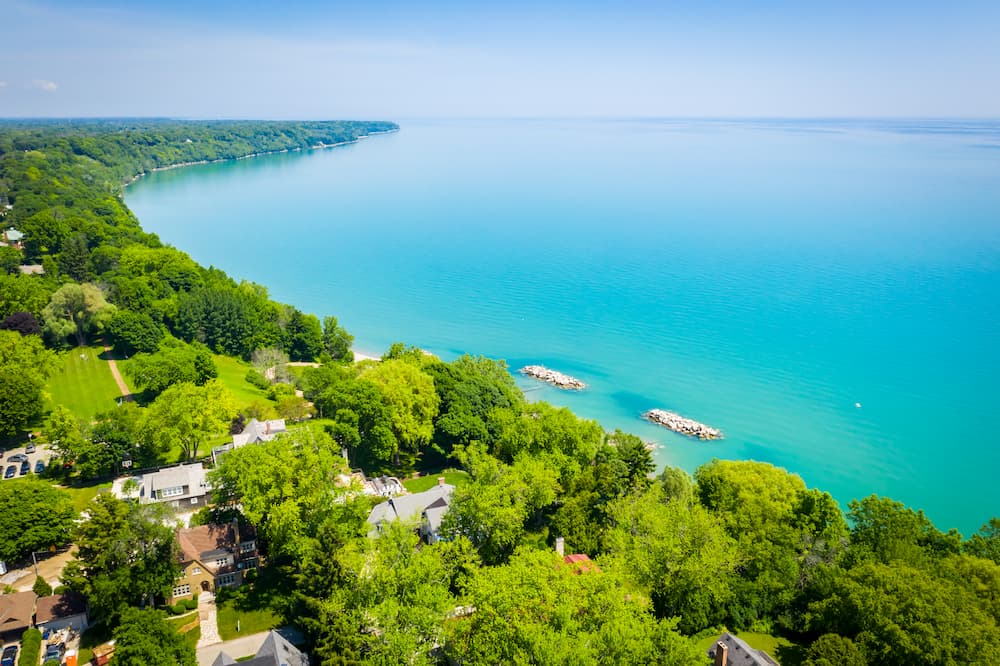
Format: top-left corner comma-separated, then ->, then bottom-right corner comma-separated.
114,463 -> 209,503
707,633 -> 779,666
367,483 -> 454,536
211,653 -> 238,666
240,631 -> 308,666
233,419 -> 287,447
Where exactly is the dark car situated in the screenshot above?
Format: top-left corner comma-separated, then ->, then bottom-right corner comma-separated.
1,645 -> 17,666
34,460 -> 45,474
3,465 -> 15,479
44,642 -> 65,662
19,460 -> 30,475
7,453 -> 27,463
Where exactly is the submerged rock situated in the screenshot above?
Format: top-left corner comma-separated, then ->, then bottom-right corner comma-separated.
519,365 -> 587,390
643,408 -> 722,440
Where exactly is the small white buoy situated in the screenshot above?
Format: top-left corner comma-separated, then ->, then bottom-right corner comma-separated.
855,402 -> 862,408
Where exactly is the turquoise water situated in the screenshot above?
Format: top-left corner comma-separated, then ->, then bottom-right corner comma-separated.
126,119 -> 1000,534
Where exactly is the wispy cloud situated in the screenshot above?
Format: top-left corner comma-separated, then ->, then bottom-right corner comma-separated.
31,78 -> 58,92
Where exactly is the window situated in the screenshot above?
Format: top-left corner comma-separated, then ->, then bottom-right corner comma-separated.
160,485 -> 184,498
191,567 -> 201,575
190,497 -> 198,505
216,574 -> 236,587
215,557 -> 229,568
240,541 -> 255,553
172,584 -> 191,597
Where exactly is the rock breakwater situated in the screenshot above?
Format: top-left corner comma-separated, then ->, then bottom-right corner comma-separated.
642,409 -> 722,440
519,366 -> 587,390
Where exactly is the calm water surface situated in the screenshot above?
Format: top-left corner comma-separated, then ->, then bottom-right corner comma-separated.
127,119 -> 1000,534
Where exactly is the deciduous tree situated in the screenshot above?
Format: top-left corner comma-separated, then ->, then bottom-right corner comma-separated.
141,380 -> 236,461
41,282 -> 115,347
0,477 -> 75,562
112,608 -> 196,666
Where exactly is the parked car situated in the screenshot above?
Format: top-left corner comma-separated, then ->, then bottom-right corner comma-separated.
44,642 -> 65,662
19,460 -> 30,475
7,453 -> 28,463
25,443 -> 36,454
35,460 -> 45,474
3,465 -> 15,479
1,645 -> 17,666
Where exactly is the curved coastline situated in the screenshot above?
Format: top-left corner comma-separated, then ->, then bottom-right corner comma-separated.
122,127 -> 400,188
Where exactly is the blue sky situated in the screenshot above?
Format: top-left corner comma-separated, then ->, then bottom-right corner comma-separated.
1,0 -> 999,118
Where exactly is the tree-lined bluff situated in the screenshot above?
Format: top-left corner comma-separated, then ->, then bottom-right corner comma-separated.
1,120 -> 999,665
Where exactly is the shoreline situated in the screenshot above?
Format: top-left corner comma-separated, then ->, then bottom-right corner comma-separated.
122,127 -> 400,189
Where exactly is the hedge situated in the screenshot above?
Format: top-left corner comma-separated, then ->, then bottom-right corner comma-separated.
18,628 -> 41,666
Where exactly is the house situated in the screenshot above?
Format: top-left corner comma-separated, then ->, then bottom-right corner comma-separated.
17,265 -> 44,275
2,228 -> 23,249
367,478 -> 454,543
212,418 -> 287,463
173,522 -> 259,599
211,629 -> 307,666
554,537 -> 600,574
0,590 -> 36,642
708,632 -> 779,666
110,463 -> 210,509
34,593 -> 88,634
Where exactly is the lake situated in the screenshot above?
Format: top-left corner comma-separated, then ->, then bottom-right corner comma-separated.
126,118 -> 1000,534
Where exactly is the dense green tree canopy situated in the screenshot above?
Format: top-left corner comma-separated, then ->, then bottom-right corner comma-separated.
141,379 -> 236,461
0,477 -> 75,561
0,329 -> 56,435
125,338 -> 216,396
112,608 -> 197,666
209,424 -> 352,558
62,494 -> 178,622
444,548 -> 703,665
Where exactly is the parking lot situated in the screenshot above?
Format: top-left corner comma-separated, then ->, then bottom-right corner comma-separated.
0,442 -> 56,481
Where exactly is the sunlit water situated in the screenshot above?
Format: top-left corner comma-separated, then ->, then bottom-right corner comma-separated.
127,119 -> 1000,534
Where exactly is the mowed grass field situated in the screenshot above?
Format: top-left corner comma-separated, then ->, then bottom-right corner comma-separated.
46,344 -> 126,421
212,354 -> 271,409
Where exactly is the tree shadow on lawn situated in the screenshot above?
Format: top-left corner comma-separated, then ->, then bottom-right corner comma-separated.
220,562 -> 296,619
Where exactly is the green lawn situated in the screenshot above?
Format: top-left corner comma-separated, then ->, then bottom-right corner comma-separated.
62,481 -> 112,512
402,469 -> 470,493
215,566 -> 290,641
212,354 -> 273,411
45,345 -> 125,421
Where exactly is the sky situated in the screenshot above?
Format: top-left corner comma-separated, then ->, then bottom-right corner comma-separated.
1,0 -> 999,119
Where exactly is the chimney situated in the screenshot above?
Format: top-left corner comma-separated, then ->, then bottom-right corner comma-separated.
265,421 -> 271,435
714,641 -> 728,666
232,517 -> 241,548
555,537 -> 565,557
437,476 -> 445,487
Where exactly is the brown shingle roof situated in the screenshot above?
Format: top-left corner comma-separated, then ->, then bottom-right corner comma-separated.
176,523 -> 255,564
35,593 -> 86,625
0,591 -> 36,632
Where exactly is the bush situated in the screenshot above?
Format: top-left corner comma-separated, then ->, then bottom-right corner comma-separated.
170,602 -> 187,615
18,627 -> 41,666
43,661 -> 60,666
245,369 -> 270,390
33,575 -> 53,597
183,598 -> 198,611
